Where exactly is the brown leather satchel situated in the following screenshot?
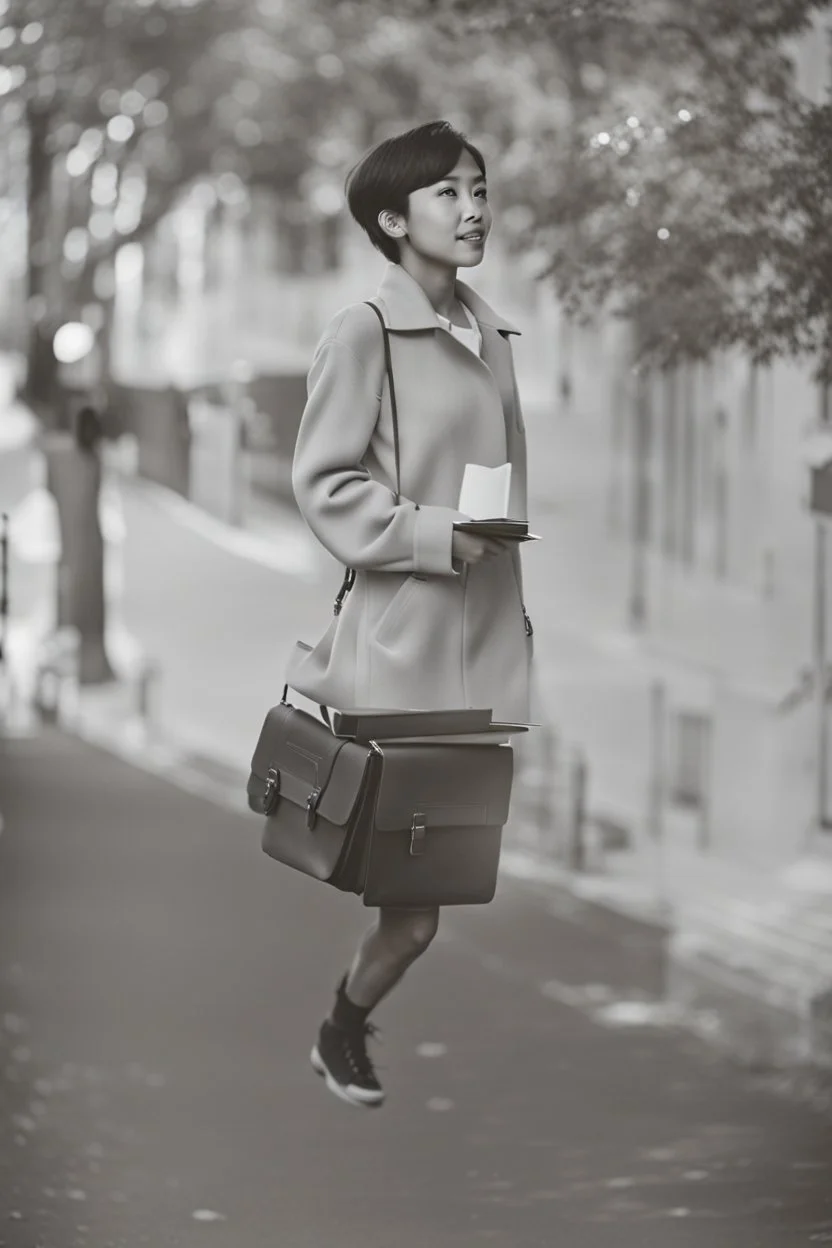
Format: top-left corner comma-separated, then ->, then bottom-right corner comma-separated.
247,688 -> 514,907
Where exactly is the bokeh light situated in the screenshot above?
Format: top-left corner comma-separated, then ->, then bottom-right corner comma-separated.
53,322 -> 95,364
143,99 -> 169,126
107,114 -> 136,143
62,228 -> 90,265
20,21 -> 44,44
91,163 -> 119,207
310,183 -> 343,216
120,89 -> 146,116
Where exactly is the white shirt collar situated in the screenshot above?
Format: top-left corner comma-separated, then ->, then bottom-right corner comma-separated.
436,302 -> 482,356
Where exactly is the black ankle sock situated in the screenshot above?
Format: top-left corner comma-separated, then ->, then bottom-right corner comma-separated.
330,974 -> 371,1031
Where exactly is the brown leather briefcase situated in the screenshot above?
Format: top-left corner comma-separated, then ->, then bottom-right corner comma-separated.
247,691 -> 514,907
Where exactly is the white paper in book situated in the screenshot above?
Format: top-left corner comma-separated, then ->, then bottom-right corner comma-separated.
458,462 -> 512,519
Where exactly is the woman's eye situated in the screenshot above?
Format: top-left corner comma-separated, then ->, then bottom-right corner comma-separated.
475,188 -> 488,198
439,187 -> 456,196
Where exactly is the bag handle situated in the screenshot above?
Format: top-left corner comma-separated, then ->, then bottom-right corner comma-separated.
332,300 -> 402,617
281,682 -> 332,729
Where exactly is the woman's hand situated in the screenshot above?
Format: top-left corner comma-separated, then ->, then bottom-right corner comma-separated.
452,529 -> 511,564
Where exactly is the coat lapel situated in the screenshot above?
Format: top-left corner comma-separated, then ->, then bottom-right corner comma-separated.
455,278 -> 521,338
375,263 -> 521,337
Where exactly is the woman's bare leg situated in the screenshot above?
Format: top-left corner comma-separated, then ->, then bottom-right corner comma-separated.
314,907 -> 441,1107
339,906 -> 440,1012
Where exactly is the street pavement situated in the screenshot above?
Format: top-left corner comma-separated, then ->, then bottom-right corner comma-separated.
2,727 -> 832,1248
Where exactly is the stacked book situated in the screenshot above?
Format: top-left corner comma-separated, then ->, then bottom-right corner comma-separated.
331,707 -> 534,746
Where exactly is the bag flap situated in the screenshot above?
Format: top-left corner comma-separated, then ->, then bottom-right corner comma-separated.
373,743 -> 514,832
249,701 -> 371,825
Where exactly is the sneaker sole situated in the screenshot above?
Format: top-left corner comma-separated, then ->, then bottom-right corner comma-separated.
310,1045 -> 385,1109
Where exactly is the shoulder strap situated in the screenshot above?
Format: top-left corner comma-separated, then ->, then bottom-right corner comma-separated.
332,301 -> 400,617
363,300 -> 401,503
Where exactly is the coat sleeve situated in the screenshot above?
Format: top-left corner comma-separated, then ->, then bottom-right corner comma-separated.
291,329 -> 464,575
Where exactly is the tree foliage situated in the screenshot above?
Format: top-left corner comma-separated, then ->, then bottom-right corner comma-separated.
6,0 -> 830,394
408,0 -> 832,378
0,0 -> 463,403
2,0 -> 554,406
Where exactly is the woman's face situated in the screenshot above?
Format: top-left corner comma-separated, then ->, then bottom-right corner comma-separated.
386,148 -> 491,270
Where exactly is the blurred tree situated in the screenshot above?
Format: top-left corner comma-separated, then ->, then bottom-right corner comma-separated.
0,0 -> 518,416
404,0 -> 832,381
43,411 -> 114,684
1,0 -> 246,414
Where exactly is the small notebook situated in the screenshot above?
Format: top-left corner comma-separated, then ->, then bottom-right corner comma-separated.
457,463 -> 541,541
458,462 -> 512,519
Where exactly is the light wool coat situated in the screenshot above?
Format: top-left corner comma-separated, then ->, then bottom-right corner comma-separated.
285,261 -> 533,722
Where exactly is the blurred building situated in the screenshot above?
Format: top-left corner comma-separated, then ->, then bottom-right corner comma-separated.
523,12 -> 832,1068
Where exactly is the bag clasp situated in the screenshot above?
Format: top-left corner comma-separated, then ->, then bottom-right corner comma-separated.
263,766 -> 280,815
409,812 -> 426,857
306,785 -> 323,829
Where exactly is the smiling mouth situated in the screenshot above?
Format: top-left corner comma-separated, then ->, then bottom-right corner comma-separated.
458,232 -> 485,244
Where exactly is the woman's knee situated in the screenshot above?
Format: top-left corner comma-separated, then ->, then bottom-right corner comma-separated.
380,906 -> 440,959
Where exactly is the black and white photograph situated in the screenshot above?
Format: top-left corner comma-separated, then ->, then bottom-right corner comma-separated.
1,0 -> 831,1244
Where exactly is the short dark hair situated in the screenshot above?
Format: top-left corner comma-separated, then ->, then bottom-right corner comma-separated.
346,120 -> 487,263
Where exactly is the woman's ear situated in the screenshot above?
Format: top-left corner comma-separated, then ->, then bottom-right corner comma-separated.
378,210 -> 406,241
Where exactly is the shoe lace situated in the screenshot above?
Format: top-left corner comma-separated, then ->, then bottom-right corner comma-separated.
345,1022 -> 382,1080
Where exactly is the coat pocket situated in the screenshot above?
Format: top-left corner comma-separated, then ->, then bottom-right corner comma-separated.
373,574 -> 424,649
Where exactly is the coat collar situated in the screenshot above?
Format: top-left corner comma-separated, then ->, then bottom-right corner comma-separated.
375,262 -> 521,336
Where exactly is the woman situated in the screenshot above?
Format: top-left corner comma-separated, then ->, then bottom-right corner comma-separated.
287,120 -> 533,1108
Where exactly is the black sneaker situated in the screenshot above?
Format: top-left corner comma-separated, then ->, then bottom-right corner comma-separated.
310,1019 -> 385,1108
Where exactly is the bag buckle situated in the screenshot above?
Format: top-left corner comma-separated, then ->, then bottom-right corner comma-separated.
306,785 -> 322,830
409,812 -> 426,857
263,766 -> 280,815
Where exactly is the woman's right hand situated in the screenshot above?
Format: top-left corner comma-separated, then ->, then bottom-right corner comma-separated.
452,529 -> 511,564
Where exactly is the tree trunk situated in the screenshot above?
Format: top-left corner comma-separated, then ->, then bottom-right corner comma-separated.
44,432 -> 115,685
24,102 -> 60,415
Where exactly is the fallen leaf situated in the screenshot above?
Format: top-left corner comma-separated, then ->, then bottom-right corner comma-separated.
192,1209 -> 227,1223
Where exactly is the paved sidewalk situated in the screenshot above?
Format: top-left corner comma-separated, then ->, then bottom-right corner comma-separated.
2,727 -> 832,1248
